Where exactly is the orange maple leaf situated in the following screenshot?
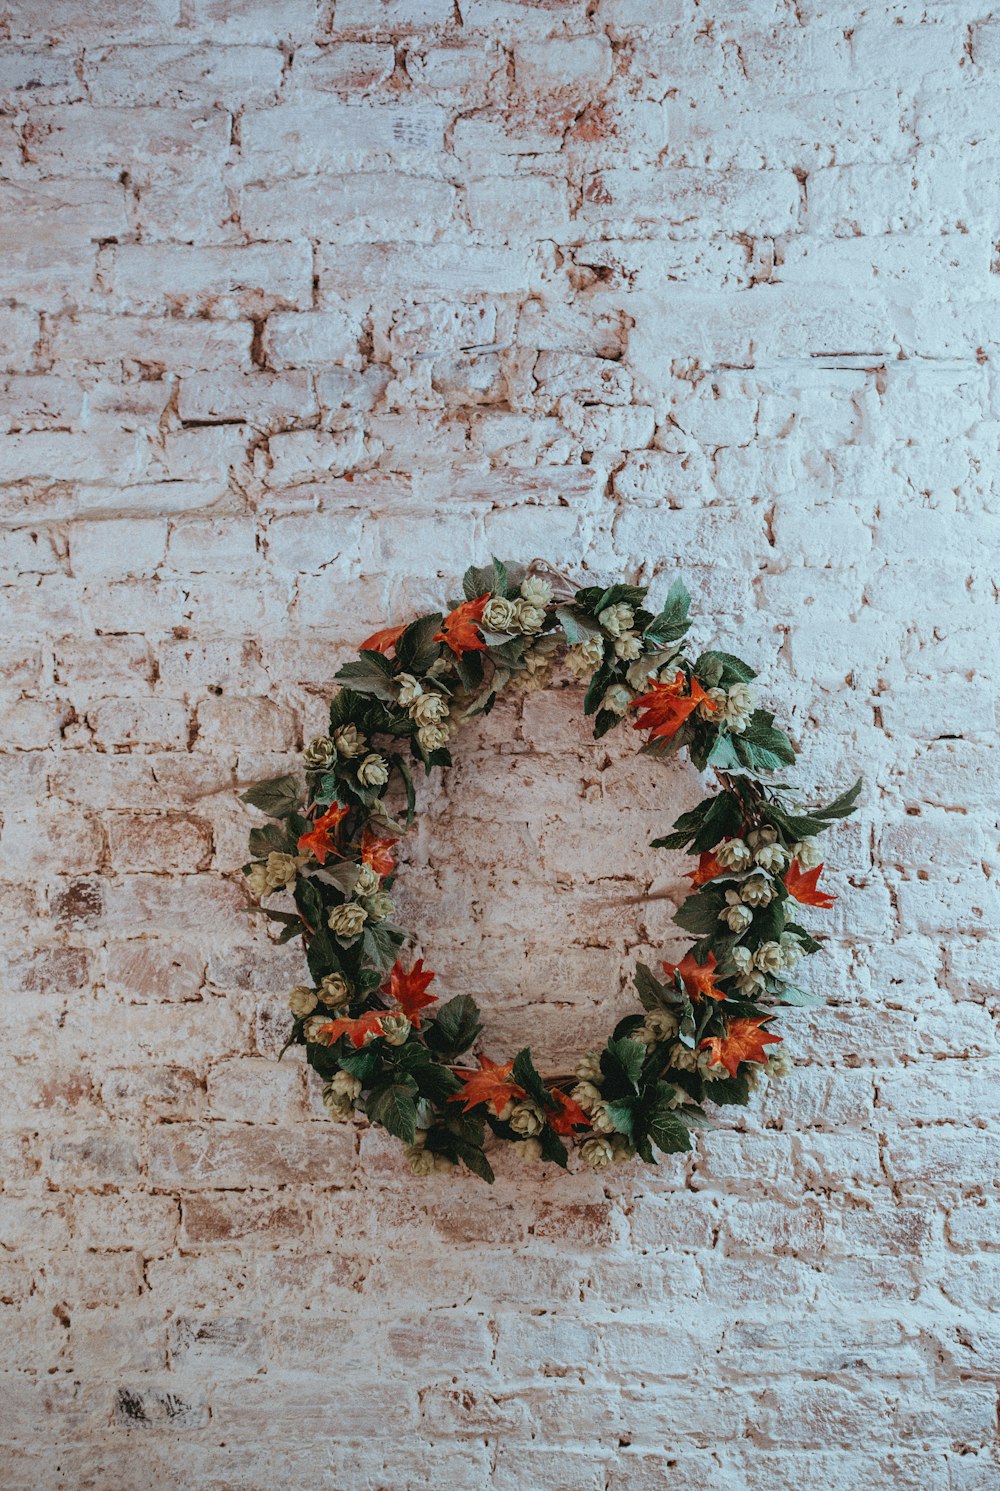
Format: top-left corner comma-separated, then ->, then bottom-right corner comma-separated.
434,594 -> 490,658
662,949 -> 725,1002
700,1017 -> 782,1079
631,671 -> 717,743
784,858 -> 836,908
316,1010 -> 386,1049
449,1055 -> 525,1116
685,850 -> 725,887
361,825 -> 398,879
548,1088 -> 591,1135
382,957 -> 437,1027
297,802 -> 349,865
359,622 -> 407,655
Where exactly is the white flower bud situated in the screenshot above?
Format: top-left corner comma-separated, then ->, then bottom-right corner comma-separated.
570,1081 -> 602,1114
357,753 -> 389,788
481,596 -> 517,632
409,690 -> 449,726
645,1007 -> 679,1041
406,1145 -> 437,1176
333,723 -> 366,758
753,941 -> 784,974
767,1050 -> 794,1080
613,632 -> 642,661
303,735 -> 336,769
264,852 -> 300,892
517,1136 -> 544,1162
741,874 -> 775,908
354,864 -> 380,896
323,1088 -> 355,1121
610,1135 -> 635,1165
668,1043 -> 699,1072
245,863 -> 270,899
735,969 -> 766,995
601,682 -> 633,716
792,839 -> 823,870
575,1051 -> 603,1082
319,972 -> 352,1008
730,945 -> 754,974
625,653 -> 660,690
716,838 -> 752,871
380,1013 -> 411,1046
698,686 -> 727,721
724,682 -> 755,733
720,890 -> 754,932
590,1103 -> 617,1135
780,934 -> 804,969
288,985 -> 318,1018
328,1071 -> 362,1100
754,843 -> 788,873
304,1015 -> 331,1044
597,602 -> 634,638
508,1101 -> 545,1137
512,598 -> 546,633
747,825 -> 778,850
365,890 -> 394,923
698,1050 -> 729,1080
417,722 -> 450,752
520,575 -> 553,607
395,673 -> 423,707
565,637 -> 604,677
328,902 -> 368,938
580,1135 -> 615,1169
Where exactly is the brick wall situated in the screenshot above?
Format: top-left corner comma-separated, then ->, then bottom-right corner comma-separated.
1,1 -> 998,1487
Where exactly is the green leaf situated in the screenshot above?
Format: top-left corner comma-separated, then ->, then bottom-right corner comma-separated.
512,1048 -> 549,1109
813,776 -> 863,820
736,710 -> 797,768
305,1041 -> 344,1080
463,563 -> 495,601
704,1073 -> 752,1107
452,1138 -> 495,1183
695,649 -> 757,686
643,577 -> 691,646
248,823 -> 293,857
750,897 -> 786,945
600,1037 -> 646,1093
333,651 -> 398,703
691,791 -> 742,853
396,613 -> 443,675
240,774 -> 302,819
674,886 -> 726,935
785,921 -> 823,954
538,1127 -> 569,1168
633,961 -> 683,1012
425,994 -> 483,1057
366,1082 -> 418,1143
705,733 -> 742,771
338,1045 -> 382,1081
772,984 -> 822,1007
555,605 -> 603,646
455,651 -> 484,692
604,1096 -> 639,1137
597,582 -> 649,612
362,921 -> 404,971
389,753 -> 417,825
583,662 -> 614,716
647,1099 -> 693,1155
412,1062 -> 463,1104
593,708 -> 622,740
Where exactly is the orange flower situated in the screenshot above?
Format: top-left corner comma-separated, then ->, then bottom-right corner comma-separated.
434,594 -> 490,658
361,825 -> 397,878
548,1088 -> 591,1135
685,850 -> 725,887
661,950 -> 725,1002
449,1055 -> 525,1116
631,671 -> 717,743
382,957 -> 437,1027
699,1017 -> 781,1079
297,802 -> 349,865
314,1010 -> 386,1048
784,859 -> 836,908
359,622 -> 407,655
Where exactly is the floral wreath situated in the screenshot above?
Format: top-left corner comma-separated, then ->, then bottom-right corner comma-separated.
241,558 -> 859,1182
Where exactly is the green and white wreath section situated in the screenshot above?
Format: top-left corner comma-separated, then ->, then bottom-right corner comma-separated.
241,559 -> 859,1183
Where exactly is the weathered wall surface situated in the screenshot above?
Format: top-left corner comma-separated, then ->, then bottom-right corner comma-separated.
1,1 -> 998,1487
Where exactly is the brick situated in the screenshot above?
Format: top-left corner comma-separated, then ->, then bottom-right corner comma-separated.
240,102 -> 447,171
111,242 -> 313,316
240,174 -> 458,241
177,370 -> 317,424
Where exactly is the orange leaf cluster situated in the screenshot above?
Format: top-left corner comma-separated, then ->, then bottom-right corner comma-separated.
784,859 -> 836,908
297,802 -> 348,865
685,850 -> 725,887
359,623 -> 407,655
382,958 -> 437,1027
631,671 -> 717,743
315,1010 -> 386,1049
449,1055 -> 525,1116
361,825 -> 397,878
662,949 -> 725,1002
548,1088 -> 590,1135
434,594 -> 490,658
700,1017 -> 781,1079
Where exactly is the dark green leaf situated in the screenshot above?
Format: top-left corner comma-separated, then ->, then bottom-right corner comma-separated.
463,563 -> 495,601
362,921 -> 404,971
597,582 -> 649,612
691,791 -> 742,853
512,1048 -> 549,1108
674,886 -> 726,935
339,1045 -> 382,1081
425,994 -> 483,1057
643,577 -> 691,646
593,708 -> 622,740
240,774 -> 302,819
413,1062 -> 464,1104
604,1096 -> 639,1137
366,1082 -> 418,1143
452,1138 -> 495,1183
704,1073 -> 752,1107
389,753 -> 417,825
555,605 -> 603,645
538,1127 -> 569,1168
600,1037 -> 646,1093
248,822 -> 293,857
583,662 -> 614,716
647,1099 -> 693,1155
333,651 -> 398,703
785,921 -> 823,954
396,613 -> 443,674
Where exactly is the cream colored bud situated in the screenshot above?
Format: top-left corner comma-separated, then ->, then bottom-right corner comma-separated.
716,838 -> 752,871
565,637 -> 604,677
520,575 -> 552,607
754,843 -> 788,873
735,969 -> 766,995
323,1088 -> 355,1121
610,1135 -> 635,1165
508,1101 -> 545,1137
767,1050 -> 794,1080
614,632 -> 642,661
698,1051 -> 729,1080
481,596 -> 517,632
328,902 -> 368,938
724,682 -> 755,733
698,686 -> 727,721
517,1137 -> 544,1163
328,1071 -> 362,1101
570,1081 -> 603,1114
754,941 -> 784,974
264,851 -> 300,892
245,863 -> 270,899
597,602 -> 634,638
319,972 -> 352,1008
409,691 -> 448,726
792,839 -> 823,870
357,753 -> 389,788
304,1015 -> 332,1044
731,945 -> 754,974
512,598 -> 546,633
590,1103 -> 617,1135
395,672 -> 423,707
668,1043 -> 699,1072
575,1051 -> 603,1083
365,890 -> 394,923
405,1145 -> 436,1176
719,891 -> 754,932
354,864 -> 380,896
303,735 -> 336,769
580,1136 -> 615,1169
741,874 -> 775,908
333,723 -> 366,758
645,1008 -> 679,1041
747,825 -> 778,850
602,682 -> 633,716
380,1013 -> 411,1047
625,653 -> 660,690
288,985 -> 318,1018
780,934 -> 804,969
417,722 -> 450,752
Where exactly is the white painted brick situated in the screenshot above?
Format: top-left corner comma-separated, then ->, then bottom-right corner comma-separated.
240,173 -> 458,241
240,102 -> 447,171
262,310 -> 361,369
111,243 -> 313,316
177,371 -> 317,425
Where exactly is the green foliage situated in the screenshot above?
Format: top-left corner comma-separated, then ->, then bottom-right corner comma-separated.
425,994 -> 483,1057
512,1048 -> 549,1109
643,577 -> 692,647
240,775 -> 302,818
366,1081 -> 419,1143
396,613 -> 443,674
333,650 -> 398,702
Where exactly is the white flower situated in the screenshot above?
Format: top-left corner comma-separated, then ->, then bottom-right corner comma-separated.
395,673 -> 423,708
365,890 -> 394,922
767,1050 -> 794,1081
354,864 -> 380,896
580,1136 -> 615,1169
357,753 -> 389,788
512,597 -> 546,633
613,632 -> 642,661
245,863 -> 270,899
590,1103 -> 617,1135
517,1136 -> 544,1163
601,682 -> 633,716
481,596 -> 517,632
405,1145 -> 436,1176
610,1135 -> 635,1165
647,1007 -> 679,1040
575,1051 -> 603,1083
754,843 -> 788,873
698,686 -> 727,721
565,637 -> 605,677
747,825 -> 778,850
328,902 -> 368,938
597,602 -> 634,638
319,972 -> 352,1008
697,1051 -> 729,1080
780,933 -> 804,968
513,648 -> 553,692
303,1015 -> 332,1044
520,575 -> 552,607
323,1088 -> 355,1121
303,735 -> 336,769
731,945 -> 754,975
724,682 -> 755,733
753,941 -> 784,974
508,1101 -> 545,1137
716,837 -> 752,871
741,874 -> 775,908
288,985 -> 318,1018
719,891 -> 753,932
417,722 -> 450,752
328,1070 -> 362,1100
668,1043 -> 699,1072
735,969 -> 766,995
570,1081 -> 602,1114
380,1013 -> 411,1046
264,852 -> 300,892
333,723 -> 366,758
792,838 -> 823,870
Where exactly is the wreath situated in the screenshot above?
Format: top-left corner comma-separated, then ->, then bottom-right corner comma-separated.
240,558 -> 860,1183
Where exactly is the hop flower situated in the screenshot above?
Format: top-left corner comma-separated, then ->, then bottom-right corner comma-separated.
303,735 -> 336,769
792,838 -> 823,870
753,941 -> 784,974
590,1103 -> 617,1135
395,673 -> 423,708
741,874 -> 775,908
365,890 -> 394,923
417,722 -> 450,752
780,933 -> 804,968
697,1050 -> 729,1080
323,1088 -> 355,1121
328,1070 -> 362,1101
575,1051 -> 603,1082
288,985 -> 318,1018
747,825 -> 778,850
668,1043 -> 699,1072
570,1080 -> 603,1114
597,602 -> 634,638
508,1101 -> 545,1137
565,637 -> 605,677
405,1145 -> 437,1176
646,1008 -> 679,1041
767,1050 -> 794,1080
380,1013 -> 411,1047
481,596 -> 517,632
754,843 -> 788,873
517,1137 -> 544,1163
520,575 -> 553,607
724,682 -> 755,733
716,838 -> 752,871
731,945 -> 754,974
580,1135 -> 615,1169
735,969 -> 766,995
512,598 -> 546,633
333,723 -> 366,758
319,972 -> 352,1009
328,902 -> 368,938
244,863 -> 270,899
304,1015 -> 332,1044
613,632 -> 642,661
719,891 -> 753,932
357,753 -> 389,788
698,686 -> 727,720
610,1135 -> 635,1165
264,852 -> 300,892
601,682 -> 633,716
409,691 -> 449,726
354,864 -> 381,896
625,653 -> 660,690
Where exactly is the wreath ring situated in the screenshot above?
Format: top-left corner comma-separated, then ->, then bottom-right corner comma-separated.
241,558 -> 860,1182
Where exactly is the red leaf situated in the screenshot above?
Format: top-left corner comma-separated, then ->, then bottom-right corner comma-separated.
631,671 -> 717,743
699,1017 -> 781,1079
382,957 -> 437,1027
433,594 -> 490,658
359,623 -> 407,655
315,1010 -> 386,1049
784,859 -> 836,908
449,1055 -> 524,1116
685,850 -> 725,887
361,825 -> 398,878
297,802 -> 349,865
548,1088 -> 590,1135
661,949 -> 725,1002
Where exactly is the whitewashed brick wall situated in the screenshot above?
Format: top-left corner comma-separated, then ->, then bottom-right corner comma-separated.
1,1 -> 998,1487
